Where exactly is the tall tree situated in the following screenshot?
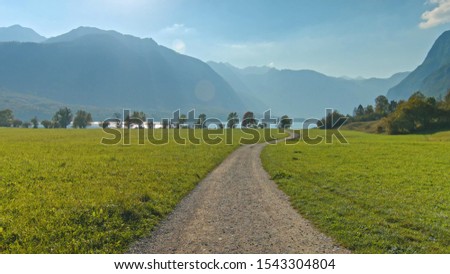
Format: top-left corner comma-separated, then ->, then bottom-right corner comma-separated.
73,110 -> 93,129
241,111 -> 256,128
355,104 -> 365,117
197,113 -> 207,128
31,116 -> 39,129
227,112 -> 239,128
389,100 -> 398,113
125,111 -> 146,129
12,119 -> 23,128
52,107 -> 73,128
0,109 -> 14,127
41,120 -> 52,129
278,115 -> 293,129
365,105 -> 374,115
318,110 -> 347,129
375,95 -> 390,115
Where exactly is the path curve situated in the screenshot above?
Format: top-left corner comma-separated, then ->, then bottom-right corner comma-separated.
128,136 -> 349,254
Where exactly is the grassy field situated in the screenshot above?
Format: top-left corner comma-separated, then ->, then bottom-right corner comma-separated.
262,130 -> 450,253
0,128 -> 286,253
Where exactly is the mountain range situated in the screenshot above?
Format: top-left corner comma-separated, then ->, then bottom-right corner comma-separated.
1,25 -> 446,121
0,26 -> 244,120
208,62 -> 408,118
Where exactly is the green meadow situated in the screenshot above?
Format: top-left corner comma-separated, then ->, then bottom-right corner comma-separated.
262,130 -> 450,253
0,128 -> 286,253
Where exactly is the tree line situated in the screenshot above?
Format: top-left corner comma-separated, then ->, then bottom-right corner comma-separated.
0,108 -> 293,130
0,109 -> 39,128
0,107 -> 93,129
348,90 -> 450,134
101,111 -> 291,129
230,112 -> 292,129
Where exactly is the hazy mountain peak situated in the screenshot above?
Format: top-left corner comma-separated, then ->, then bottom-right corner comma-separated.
0,25 -> 46,43
423,30 -> 450,65
45,26 -> 157,46
388,30 -> 450,100
46,26 -> 123,43
8,24 -> 24,29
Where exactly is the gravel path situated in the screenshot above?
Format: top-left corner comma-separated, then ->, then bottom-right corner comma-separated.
128,138 -> 349,254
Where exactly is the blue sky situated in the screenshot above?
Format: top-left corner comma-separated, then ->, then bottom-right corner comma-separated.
1,0 -> 450,78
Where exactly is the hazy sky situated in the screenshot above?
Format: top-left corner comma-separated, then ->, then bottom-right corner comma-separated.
1,0 -> 450,78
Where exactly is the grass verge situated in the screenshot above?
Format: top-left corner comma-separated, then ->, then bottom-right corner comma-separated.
262,130 -> 450,253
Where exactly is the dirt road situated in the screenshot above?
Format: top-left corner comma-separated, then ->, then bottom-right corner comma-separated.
129,140 -> 349,254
